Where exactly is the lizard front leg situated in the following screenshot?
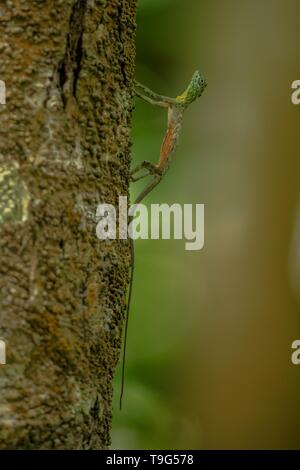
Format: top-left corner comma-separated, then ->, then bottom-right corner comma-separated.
134,81 -> 177,108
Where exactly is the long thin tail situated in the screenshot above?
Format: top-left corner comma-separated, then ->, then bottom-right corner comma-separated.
119,175 -> 161,410
119,237 -> 134,410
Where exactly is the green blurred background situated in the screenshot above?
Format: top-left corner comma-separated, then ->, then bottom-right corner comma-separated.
112,0 -> 300,449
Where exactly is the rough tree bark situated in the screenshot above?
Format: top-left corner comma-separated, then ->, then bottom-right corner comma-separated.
0,0 -> 136,449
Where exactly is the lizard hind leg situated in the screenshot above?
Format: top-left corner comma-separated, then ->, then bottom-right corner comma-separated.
130,160 -> 159,178
131,171 -> 150,182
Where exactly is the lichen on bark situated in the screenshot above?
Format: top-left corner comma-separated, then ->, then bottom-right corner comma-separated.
0,0 -> 136,449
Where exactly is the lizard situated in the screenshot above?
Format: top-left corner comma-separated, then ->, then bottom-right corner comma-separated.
119,71 -> 207,409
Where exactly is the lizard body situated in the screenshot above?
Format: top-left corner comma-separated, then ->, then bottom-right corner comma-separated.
119,71 -> 207,409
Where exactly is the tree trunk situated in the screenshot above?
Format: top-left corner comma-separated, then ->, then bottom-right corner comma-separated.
0,0 -> 136,449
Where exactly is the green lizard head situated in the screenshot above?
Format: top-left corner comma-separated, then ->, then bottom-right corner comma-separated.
176,70 -> 207,106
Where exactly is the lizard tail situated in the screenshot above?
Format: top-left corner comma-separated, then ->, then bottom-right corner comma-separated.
120,174 -> 161,410
120,237 -> 134,410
